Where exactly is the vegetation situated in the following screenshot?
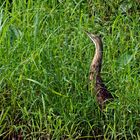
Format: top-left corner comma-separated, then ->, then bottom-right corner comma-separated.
0,0 -> 140,139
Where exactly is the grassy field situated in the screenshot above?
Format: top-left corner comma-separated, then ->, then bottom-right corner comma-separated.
0,0 -> 140,139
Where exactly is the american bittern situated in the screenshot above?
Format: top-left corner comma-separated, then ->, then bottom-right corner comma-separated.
85,31 -> 113,109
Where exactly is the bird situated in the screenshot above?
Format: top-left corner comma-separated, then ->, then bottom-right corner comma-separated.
85,31 -> 113,109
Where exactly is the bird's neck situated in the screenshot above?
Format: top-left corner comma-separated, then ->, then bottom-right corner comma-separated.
94,43 -> 102,61
92,41 -> 103,72
89,37 -> 103,81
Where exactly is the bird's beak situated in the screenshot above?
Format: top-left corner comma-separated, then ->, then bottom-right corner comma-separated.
84,30 -> 96,42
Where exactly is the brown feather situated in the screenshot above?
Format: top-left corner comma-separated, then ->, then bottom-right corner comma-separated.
85,31 -> 113,109
95,74 -> 113,109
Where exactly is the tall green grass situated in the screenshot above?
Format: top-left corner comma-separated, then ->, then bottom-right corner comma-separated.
0,0 -> 140,139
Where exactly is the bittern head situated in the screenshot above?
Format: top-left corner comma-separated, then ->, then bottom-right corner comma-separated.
84,31 -> 103,50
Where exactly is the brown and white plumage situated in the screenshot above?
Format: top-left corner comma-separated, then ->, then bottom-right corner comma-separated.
85,31 -> 113,109
85,31 -> 103,80
95,74 -> 113,109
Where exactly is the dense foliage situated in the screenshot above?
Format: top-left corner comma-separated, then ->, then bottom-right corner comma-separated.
0,0 -> 140,139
